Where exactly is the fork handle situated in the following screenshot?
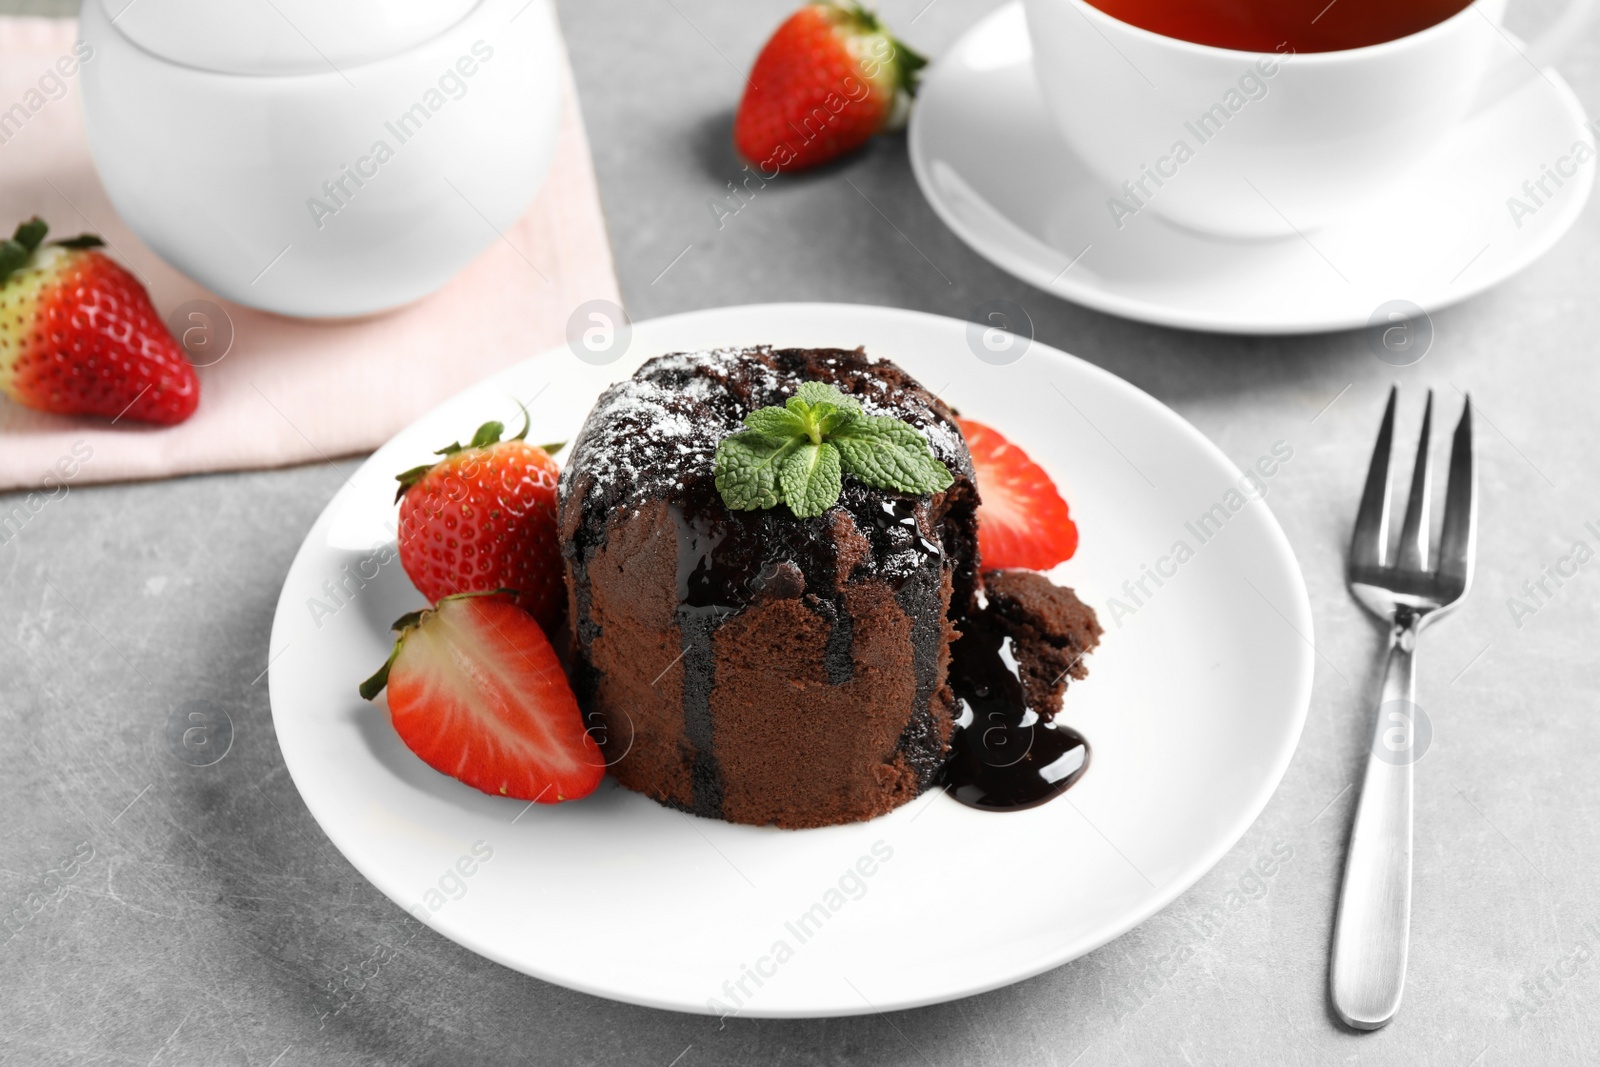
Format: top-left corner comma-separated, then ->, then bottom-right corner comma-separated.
1330,610 -> 1419,1030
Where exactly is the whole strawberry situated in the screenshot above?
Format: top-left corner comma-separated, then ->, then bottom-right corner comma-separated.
395,415 -> 565,638
734,2 -> 925,172
0,217 -> 199,425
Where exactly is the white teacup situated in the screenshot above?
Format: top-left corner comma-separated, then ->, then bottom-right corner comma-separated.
1022,0 -> 1594,238
79,0 -> 562,318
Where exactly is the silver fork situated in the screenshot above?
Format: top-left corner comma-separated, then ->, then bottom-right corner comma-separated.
1331,387 -> 1476,1030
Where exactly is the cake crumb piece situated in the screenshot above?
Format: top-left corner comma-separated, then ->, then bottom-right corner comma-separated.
975,569 -> 1102,720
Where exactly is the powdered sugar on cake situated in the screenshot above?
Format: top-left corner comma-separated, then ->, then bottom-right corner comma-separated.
559,346 -> 968,515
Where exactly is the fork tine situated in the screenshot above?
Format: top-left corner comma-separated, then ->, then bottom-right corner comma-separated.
1350,387 -> 1398,569
1396,391 -> 1434,572
1437,396 -> 1476,588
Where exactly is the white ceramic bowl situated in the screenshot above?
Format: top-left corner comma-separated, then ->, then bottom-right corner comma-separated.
78,0 -> 562,318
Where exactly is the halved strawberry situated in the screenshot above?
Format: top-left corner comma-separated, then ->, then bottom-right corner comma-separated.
360,594 -> 603,803
957,417 -> 1079,571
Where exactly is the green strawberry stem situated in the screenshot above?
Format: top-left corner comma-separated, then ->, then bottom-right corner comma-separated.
0,217 -> 47,286
13,217 -> 47,252
393,403 -> 559,502
0,218 -> 106,286
358,641 -> 404,700
837,2 -> 927,96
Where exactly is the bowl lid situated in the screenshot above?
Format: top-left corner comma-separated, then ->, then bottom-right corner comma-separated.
97,0 -> 484,76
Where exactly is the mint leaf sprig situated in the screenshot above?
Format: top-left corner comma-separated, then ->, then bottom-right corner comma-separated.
714,381 -> 954,518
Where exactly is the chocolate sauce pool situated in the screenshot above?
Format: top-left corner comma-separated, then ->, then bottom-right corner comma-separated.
941,608 -> 1091,811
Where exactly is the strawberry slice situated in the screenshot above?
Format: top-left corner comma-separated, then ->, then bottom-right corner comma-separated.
956,417 -> 1079,571
360,594 -> 603,803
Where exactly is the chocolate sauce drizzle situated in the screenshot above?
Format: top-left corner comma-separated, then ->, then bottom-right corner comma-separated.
671,504 -> 733,818
666,479 -> 953,817
941,608 -> 1091,811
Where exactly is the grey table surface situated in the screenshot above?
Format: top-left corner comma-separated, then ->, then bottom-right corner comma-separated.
4,0 -> 1599,1064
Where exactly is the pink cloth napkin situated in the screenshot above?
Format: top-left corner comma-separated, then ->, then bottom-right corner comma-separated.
0,16 -> 620,492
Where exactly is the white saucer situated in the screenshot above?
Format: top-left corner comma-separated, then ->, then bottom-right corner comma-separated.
909,3 -> 1594,334
268,303 -> 1312,1016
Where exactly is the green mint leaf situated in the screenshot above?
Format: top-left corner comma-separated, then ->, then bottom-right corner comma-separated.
784,382 -> 861,443
794,381 -> 862,417
714,431 -> 797,510
833,415 -> 955,495
712,379 -> 952,517
743,405 -> 809,441
783,394 -> 829,429
779,441 -> 843,518
816,405 -> 859,438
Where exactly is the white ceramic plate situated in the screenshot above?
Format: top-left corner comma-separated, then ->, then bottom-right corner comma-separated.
909,3 -> 1594,334
268,303 -> 1313,1017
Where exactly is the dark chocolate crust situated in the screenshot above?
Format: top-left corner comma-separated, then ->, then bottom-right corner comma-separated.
977,569 -> 1103,720
558,346 -> 979,828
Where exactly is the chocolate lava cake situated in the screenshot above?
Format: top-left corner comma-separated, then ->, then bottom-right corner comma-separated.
558,346 -> 980,828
